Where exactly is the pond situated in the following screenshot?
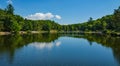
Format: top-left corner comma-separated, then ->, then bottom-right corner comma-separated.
0,33 -> 120,66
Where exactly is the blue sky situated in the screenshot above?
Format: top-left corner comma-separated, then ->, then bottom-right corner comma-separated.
0,0 -> 120,24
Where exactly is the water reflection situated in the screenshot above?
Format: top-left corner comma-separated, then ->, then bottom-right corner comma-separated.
0,33 -> 120,66
0,33 -> 60,64
66,33 -> 120,65
0,33 -> 59,50
29,41 -> 61,49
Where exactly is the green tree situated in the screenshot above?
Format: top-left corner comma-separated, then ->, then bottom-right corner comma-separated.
42,24 -> 50,31
113,6 -> 120,31
88,17 -> 93,22
5,4 -> 14,14
10,19 -> 21,32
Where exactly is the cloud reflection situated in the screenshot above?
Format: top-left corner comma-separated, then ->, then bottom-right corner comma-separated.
29,41 -> 61,49
56,41 -> 61,47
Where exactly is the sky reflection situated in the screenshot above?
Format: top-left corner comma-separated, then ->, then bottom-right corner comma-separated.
29,41 -> 61,49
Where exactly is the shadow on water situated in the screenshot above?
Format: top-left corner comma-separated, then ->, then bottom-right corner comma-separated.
0,33 -> 120,65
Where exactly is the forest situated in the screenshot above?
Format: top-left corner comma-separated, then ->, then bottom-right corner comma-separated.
0,4 -> 120,34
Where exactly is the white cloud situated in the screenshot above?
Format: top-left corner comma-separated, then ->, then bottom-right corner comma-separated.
25,12 -> 61,20
55,15 -> 61,19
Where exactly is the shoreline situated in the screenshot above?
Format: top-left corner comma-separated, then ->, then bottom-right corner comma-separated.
0,31 -> 120,36
0,31 -> 57,35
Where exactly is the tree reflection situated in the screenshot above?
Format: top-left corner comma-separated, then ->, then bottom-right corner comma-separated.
0,33 -> 59,63
0,33 -> 120,65
67,33 -> 120,65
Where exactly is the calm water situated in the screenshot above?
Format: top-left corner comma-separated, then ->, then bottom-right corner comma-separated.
0,33 -> 120,66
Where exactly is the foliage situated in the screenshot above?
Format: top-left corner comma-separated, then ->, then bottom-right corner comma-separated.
0,4 -> 120,33
5,4 -> 14,14
61,6 -> 120,33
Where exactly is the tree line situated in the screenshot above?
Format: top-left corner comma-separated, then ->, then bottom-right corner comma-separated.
0,4 -> 61,32
62,7 -> 120,33
0,4 -> 120,33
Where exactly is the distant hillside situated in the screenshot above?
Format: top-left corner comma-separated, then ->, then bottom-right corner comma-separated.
61,6 -> 120,33
0,4 -> 61,32
0,4 -> 120,34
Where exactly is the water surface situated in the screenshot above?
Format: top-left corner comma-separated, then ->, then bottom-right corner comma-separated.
0,33 -> 120,66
